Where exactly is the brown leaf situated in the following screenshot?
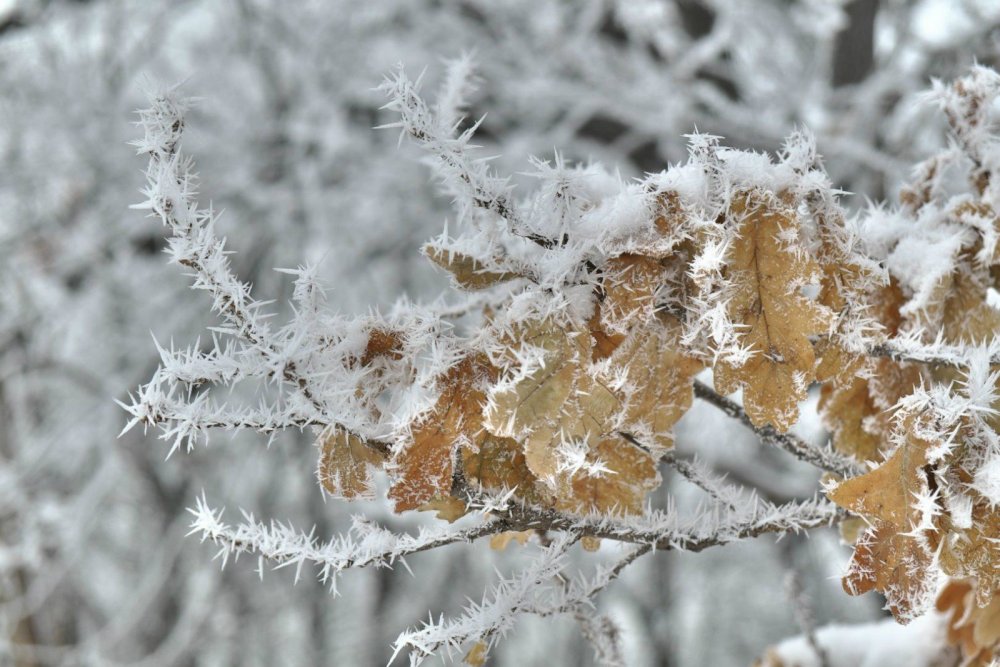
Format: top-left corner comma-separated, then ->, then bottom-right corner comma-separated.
714,190 -> 832,431
425,245 -> 521,290
485,319 -> 620,480
937,579 -> 1000,665
418,496 -> 469,523
940,503 -> 1000,608
460,435 -> 547,506
359,327 -> 404,366
828,418 -> 938,621
389,355 -> 495,512
589,309 -> 626,362
600,254 -> 665,333
819,279 -> 921,462
608,325 -> 702,450
918,264 -> 1000,345
555,437 -> 659,516
318,430 -> 387,499
489,531 -> 532,551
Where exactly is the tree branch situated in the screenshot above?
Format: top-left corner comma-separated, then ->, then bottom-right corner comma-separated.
692,380 -> 862,478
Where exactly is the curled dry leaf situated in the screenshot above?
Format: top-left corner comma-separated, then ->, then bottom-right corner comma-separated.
489,530 -> 532,551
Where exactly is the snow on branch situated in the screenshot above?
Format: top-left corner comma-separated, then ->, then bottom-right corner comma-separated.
125,63 -> 1000,664
187,494 -> 501,595
378,65 -> 555,248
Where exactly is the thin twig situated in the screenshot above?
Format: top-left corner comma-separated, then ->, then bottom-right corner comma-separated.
692,380 -> 862,478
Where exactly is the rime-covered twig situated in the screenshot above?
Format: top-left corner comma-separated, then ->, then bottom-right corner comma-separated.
388,493 -> 837,665
127,89 -> 391,454
658,449 -> 741,511
782,554 -> 830,667
390,533 -> 576,665
692,380 -> 862,478
868,338 -> 1000,370
471,489 -> 841,555
619,431 -> 743,510
378,66 -> 556,249
187,495 -> 504,595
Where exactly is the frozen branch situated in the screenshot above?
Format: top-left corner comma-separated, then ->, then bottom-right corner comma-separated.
692,380 -> 862,478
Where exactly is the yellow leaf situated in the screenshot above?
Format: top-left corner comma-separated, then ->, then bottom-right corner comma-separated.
714,190 -> 832,431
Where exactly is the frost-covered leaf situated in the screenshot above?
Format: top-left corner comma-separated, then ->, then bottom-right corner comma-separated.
714,190 -> 832,431
389,355 -> 496,512
485,318 -> 620,480
554,437 -> 659,516
937,579 -> 1000,664
318,430 -> 387,499
425,245 -> 522,290
828,415 -> 938,621
607,325 -> 702,450
820,282 -> 922,462
600,254 -> 666,333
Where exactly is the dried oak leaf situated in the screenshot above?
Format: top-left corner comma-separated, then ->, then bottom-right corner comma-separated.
714,190 -> 832,431
418,496 -> 469,523
600,254 -> 665,333
484,319 -> 620,480
820,281 -> 922,462
460,434 -> 548,506
814,229 -> 880,387
489,531 -> 532,551
389,355 -> 495,513
607,325 -> 702,450
425,245 -> 521,290
318,430 -> 387,499
937,579 -> 1000,665
555,436 -> 659,516
940,502 -> 1000,608
828,420 -> 938,621
917,263 -> 1000,346
589,309 -> 626,362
